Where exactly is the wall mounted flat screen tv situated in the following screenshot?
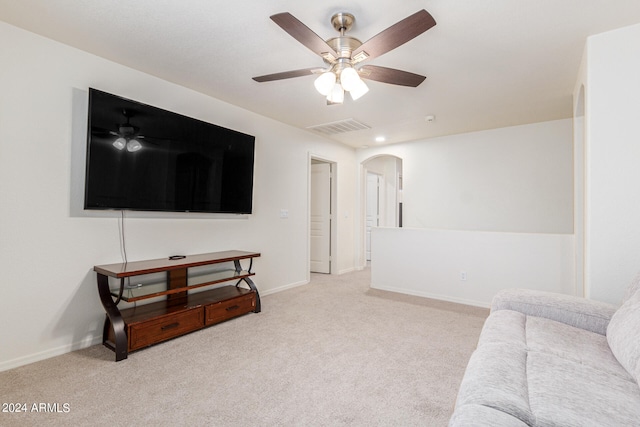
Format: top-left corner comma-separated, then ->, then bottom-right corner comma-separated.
84,88 -> 255,214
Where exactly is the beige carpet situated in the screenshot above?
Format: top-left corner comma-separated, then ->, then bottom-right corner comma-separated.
0,268 -> 487,426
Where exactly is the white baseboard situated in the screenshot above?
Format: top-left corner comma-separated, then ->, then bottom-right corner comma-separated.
259,280 -> 309,297
0,335 -> 103,373
371,285 -> 491,309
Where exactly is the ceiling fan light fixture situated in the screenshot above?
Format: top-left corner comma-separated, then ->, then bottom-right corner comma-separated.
126,138 -> 142,152
349,79 -> 369,101
327,83 -> 344,104
113,137 -> 126,150
314,71 -> 337,96
340,66 -> 361,92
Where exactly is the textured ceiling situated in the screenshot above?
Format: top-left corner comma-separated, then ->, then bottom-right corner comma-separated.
2,0 -> 640,148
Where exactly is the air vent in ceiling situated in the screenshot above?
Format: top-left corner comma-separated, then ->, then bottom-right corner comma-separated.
307,118 -> 371,136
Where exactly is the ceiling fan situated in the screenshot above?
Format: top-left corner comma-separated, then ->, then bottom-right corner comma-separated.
252,9 -> 436,104
110,110 -> 145,152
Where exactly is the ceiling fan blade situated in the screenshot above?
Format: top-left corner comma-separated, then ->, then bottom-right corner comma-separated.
270,12 -> 338,59
253,67 -> 321,82
359,65 -> 426,87
352,10 -> 436,63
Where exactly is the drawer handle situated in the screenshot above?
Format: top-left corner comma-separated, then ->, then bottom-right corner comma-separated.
226,305 -> 240,311
161,322 -> 179,331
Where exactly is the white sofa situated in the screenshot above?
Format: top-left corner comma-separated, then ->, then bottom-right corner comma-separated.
450,275 -> 640,426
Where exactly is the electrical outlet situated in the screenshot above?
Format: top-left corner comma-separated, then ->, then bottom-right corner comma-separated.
460,271 -> 467,281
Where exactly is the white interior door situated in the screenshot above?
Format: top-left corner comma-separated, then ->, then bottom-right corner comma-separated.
366,172 -> 381,261
311,162 -> 331,273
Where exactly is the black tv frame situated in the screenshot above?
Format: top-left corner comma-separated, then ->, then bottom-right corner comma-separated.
84,88 -> 255,214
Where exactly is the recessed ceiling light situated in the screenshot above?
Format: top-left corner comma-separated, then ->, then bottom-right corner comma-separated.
375,136 -> 386,143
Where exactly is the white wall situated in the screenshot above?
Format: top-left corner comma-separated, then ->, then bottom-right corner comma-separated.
577,23 -> 640,304
357,120 -> 574,301
358,119 -> 573,234
371,228 -> 575,307
0,22 -> 357,371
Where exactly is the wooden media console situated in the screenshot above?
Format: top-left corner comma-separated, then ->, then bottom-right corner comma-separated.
94,250 -> 261,361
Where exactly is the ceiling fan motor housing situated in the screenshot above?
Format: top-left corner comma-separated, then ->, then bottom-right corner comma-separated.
119,124 -> 136,135
331,12 -> 355,33
327,12 -> 364,70
327,36 -> 362,59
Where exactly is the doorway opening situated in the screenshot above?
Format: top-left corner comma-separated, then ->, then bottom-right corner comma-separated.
361,155 -> 403,266
366,172 -> 381,261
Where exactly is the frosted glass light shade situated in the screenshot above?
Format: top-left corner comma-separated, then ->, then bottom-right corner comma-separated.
126,139 -> 142,152
340,67 -> 361,92
314,72 -> 336,96
349,79 -> 369,101
113,137 -> 126,150
326,83 -> 344,104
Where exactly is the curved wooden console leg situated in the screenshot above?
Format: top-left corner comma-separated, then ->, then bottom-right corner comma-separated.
234,258 -> 261,313
243,277 -> 261,313
96,274 -> 128,361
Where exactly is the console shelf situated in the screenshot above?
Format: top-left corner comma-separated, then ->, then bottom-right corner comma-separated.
110,269 -> 256,302
94,250 -> 261,361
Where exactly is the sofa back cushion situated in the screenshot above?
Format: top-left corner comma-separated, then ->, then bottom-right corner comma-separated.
607,289 -> 640,382
622,271 -> 640,304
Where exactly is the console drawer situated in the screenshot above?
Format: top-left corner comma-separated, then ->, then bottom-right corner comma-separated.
129,308 -> 204,351
205,292 -> 255,325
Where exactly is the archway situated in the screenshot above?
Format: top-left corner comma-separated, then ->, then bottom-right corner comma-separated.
361,155 -> 403,265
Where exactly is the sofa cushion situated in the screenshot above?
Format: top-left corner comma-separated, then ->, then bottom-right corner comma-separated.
448,403 -> 529,427
491,289 -> 616,335
607,289 -> 640,383
478,310 -> 631,381
622,271 -> 640,304
526,315 -> 633,381
476,309 -> 526,348
528,351 -> 640,427
454,342 -> 533,425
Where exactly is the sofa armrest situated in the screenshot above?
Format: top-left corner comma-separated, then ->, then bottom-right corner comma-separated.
491,289 -> 618,335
